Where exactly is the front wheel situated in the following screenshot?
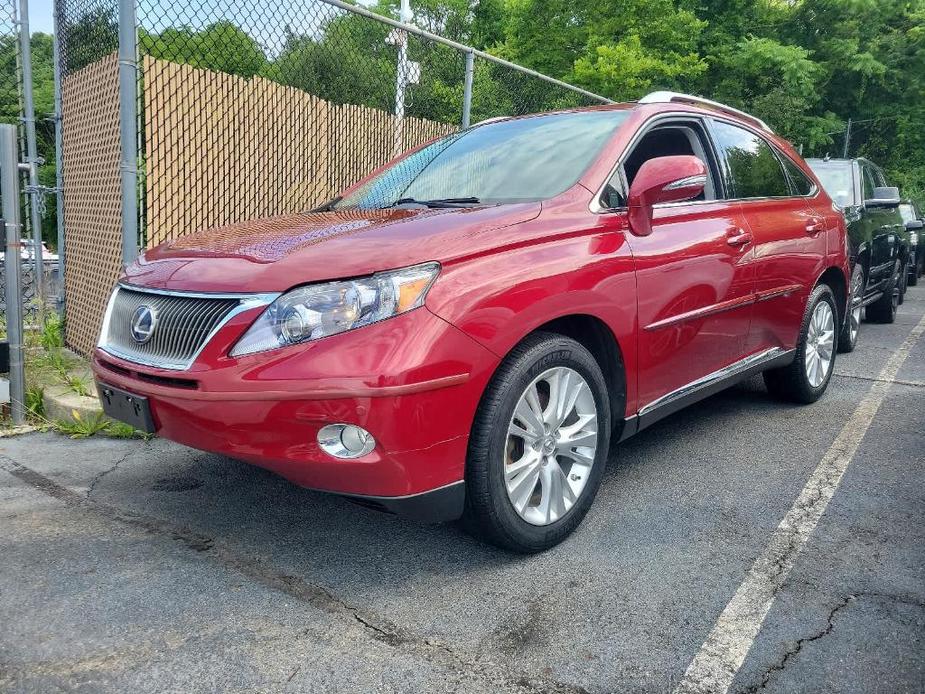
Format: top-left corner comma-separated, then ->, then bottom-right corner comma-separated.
838,264 -> 864,354
462,332 -> 612,553
764,284 -> 838,404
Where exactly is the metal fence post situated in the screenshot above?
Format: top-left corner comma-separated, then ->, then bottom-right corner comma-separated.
52,0 -> 66,314
17,0 -> 44,305
1,125 -> 26,425
118,0 -> 139,266
461,49 -> 474,128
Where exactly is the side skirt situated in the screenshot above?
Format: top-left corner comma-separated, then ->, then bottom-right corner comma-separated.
619,347 -> 796,442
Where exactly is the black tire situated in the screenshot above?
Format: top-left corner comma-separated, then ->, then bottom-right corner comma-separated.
763,284 -> 838,404
461,332 -> 612,553
910,258 -> 919,286
867,260 -> 900,324
838,264 -> 864,354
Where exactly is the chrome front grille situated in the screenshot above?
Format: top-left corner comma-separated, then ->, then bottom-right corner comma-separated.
99,285 -> 273,370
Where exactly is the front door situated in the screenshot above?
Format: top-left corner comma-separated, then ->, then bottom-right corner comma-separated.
626,200 -> 755,412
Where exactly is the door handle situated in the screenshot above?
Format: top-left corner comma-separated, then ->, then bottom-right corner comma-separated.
806,218 -> 825,234
726,227 -> 753,247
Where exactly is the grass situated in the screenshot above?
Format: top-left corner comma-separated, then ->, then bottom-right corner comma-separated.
17,310 -> 154,441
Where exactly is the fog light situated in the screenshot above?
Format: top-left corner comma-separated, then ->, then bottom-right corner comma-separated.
317,424 -> 376,459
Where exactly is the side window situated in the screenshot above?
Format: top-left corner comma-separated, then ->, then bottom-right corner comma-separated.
780,155 -> 815,196
861,165 -> 876,200
600,121 -> 718,208
711,120 -> 790,198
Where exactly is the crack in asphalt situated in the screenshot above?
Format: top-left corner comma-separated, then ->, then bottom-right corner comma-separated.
85,447 -> 139,498
740,590 -> 925,693
741,595 -> 855,694
0,454 -> 588,694
834,372 -> 925,388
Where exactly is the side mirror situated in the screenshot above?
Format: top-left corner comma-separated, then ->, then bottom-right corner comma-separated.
864,186 -> 901,209
905,219 -> 924,231
627,155 -> 707,237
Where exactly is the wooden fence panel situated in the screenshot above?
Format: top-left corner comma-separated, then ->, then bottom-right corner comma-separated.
143,56 -> 457,247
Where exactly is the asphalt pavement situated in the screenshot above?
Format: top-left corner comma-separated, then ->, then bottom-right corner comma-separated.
1,287 -> 923,694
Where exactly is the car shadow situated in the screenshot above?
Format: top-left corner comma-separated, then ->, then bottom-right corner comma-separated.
90,374 -> 795,597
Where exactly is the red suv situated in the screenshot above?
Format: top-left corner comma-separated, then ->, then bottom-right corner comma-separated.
94,92 -> 849,552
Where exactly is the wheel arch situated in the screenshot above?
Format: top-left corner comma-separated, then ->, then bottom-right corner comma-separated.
530,314 -> 628,437
817,265 -> 848,327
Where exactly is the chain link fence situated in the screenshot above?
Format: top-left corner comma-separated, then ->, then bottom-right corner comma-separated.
56,0 -> 610,354
1,0 -> 43,325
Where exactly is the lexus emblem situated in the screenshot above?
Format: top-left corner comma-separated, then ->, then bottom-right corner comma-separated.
130,305 -> 157,344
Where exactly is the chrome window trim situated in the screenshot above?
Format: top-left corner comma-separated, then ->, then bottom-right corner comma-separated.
589,111 -> 820,215
98,284 -> 280,371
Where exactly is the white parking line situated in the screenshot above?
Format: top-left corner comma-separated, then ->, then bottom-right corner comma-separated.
674,311 -> 925,694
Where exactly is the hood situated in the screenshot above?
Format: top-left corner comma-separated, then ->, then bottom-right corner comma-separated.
124,203 -> 541,293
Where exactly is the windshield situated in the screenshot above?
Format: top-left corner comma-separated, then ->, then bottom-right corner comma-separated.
807,161 -> 855,208
335,110 -> 629,210
899,204 -> 917,224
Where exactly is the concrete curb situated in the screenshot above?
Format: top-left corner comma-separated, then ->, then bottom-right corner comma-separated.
42,383 -> 103,424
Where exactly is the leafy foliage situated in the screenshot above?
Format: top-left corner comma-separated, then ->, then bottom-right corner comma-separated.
12,0 -> 925,243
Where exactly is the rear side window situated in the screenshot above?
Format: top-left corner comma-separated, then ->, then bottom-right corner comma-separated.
861,166 -> 877,200
780,156 -> 815,196
711,120 -> 790,199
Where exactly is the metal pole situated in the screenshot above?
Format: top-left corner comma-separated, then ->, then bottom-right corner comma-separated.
842,117 -> 851,159
1,125 -> 26,425
461,49 -> 474,128
52,0 -> 66,314
118,0 -> 139,266
392,0 -> 412,157
18,0 -> 44,305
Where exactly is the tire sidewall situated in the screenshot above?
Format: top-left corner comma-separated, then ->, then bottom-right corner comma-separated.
796,285 -> 838,399
840,264 -> 864,352
480,337 -> 611,549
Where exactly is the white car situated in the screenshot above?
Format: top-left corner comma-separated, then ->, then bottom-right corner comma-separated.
0,239 -> 59,262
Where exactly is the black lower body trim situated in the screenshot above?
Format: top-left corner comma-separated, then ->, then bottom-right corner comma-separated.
343,481 -> 465,523
620,347 -> 796,440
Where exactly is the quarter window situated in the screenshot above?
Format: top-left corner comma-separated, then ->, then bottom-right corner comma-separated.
780,156 -> 815,196
861,166 -> 876,200
711,120 -> 790,199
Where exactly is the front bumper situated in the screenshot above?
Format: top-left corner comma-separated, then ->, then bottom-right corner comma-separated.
92,306 -> 499,520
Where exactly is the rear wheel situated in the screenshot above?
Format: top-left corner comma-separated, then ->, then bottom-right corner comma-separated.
462,332 -> 612,553
764,284 -> 837,404
867,260 -> 900,324
838,264 -> 864,354
910,256 -> 920,286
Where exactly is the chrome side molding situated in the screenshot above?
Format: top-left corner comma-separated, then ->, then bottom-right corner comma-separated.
622,347 -> 795,439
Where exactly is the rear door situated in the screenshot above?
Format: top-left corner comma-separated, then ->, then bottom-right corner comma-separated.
708,118 -> 826,354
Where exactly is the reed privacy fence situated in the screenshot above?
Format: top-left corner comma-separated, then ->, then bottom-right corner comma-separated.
55,0 -> 610,355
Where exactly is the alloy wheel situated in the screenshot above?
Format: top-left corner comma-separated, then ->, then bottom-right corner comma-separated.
805,300 -> 835,387
504,367 -> 598,526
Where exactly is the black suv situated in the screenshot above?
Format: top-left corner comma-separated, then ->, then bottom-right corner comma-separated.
806,157 -> 910,349
899,200 -> 923,286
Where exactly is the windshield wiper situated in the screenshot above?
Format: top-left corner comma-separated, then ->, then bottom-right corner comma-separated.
388,196 -> 482,208
309,196 -> 342,212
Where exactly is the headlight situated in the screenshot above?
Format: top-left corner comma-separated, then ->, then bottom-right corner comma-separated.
910,231 -> 918,246
230,262 -> 440,356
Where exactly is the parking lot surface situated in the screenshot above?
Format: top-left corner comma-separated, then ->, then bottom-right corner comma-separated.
1,289 -> 923,694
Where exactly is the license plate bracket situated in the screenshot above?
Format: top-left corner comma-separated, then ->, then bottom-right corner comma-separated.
97,383 -> 156,433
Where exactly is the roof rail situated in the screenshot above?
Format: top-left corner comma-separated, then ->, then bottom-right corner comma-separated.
638,91 -> 773,133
